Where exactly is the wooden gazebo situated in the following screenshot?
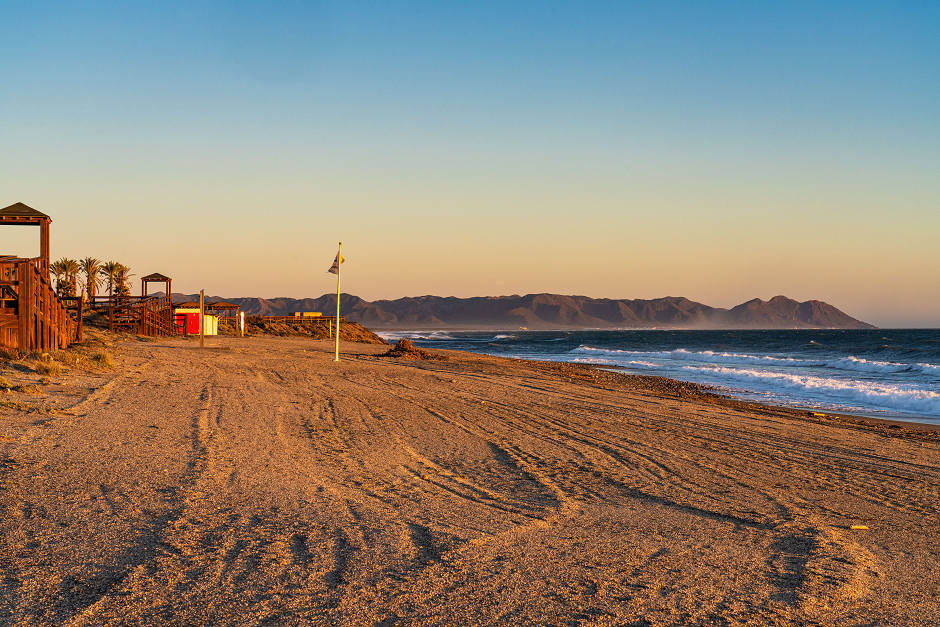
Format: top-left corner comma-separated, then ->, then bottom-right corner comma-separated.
0,202 -> 51,273
206,300 -> 240,318
141,272 -> 172,298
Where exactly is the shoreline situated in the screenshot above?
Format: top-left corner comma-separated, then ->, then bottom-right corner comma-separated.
379,328 -> 940,427
502,354 -> 940,438
591,365 -> 940,431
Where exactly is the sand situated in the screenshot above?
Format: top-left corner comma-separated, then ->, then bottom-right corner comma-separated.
0,335 -> 938,626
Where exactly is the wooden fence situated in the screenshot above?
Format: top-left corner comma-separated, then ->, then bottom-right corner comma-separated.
87,295 -> 153,309
243,316 -> 345,324
0,256 -> 82,351
107,295 -> 176,337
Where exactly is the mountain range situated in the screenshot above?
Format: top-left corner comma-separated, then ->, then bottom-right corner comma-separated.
171,293 -> 876,330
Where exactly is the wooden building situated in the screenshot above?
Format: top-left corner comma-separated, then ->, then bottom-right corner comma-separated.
0,203 -> 82,351
172,302 -> 218,336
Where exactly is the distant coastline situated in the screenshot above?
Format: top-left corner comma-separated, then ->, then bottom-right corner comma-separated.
170,292 -> 875,330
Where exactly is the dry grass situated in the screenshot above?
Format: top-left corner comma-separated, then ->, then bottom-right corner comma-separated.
36,362 -> 62,377
0,378 -> 43,394
91,352 -> 113,369
0,347 -> 20,362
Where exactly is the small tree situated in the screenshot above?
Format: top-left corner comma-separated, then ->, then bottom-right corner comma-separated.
52,258 -> 80,297
50,259 -> 67,296
80,257 -> 104,303
113,264 -> 134,304
64,259 -> 80,297
100,261 -> 121,303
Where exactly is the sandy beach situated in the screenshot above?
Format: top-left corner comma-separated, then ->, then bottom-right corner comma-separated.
1,335 -> 938,626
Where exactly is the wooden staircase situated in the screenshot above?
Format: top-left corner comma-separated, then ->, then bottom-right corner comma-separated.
107,295 -> 175,337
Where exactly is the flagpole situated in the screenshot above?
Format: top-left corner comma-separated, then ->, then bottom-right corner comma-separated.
334,242 -> 341,362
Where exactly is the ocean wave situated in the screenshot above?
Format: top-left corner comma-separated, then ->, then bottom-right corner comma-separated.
376,331 -> 455,341
696,366 -> 940,416
827,356 -> 940,375
571,347 -> 822,366
572,358 -> 660,370
569,346 -> 940,376
569,353 -> 940,416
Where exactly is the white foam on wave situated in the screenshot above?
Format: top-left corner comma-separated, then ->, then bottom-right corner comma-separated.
697,365 -> 940,417
828,356 -> 940,375
571,346 -> 821,366
569,346 -> 940,376
376,330 -> 455,342
571,351 -> 940,417
572,358 -> 660,369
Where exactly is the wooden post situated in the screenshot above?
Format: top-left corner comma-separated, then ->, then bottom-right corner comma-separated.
17,262 -> 32,351
39,219 -> 50,274
199,289 -> 205,349
240,311 -> 244,337
76,294 -> 83,343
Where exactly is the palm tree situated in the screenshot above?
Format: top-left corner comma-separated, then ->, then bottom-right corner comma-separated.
100,261 -> 121,303
52,258 -> 80,297
113,264 -> 134,304
63,259 -> 80,297
50,259 -> 68,296
79,257 -> 104,303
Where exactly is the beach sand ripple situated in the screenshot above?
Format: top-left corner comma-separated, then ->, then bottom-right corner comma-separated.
0,336 -> 937,625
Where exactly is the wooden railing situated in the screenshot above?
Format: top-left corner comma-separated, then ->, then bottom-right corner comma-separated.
88,295 -> 151,309
108,294 -> 175,337
242,316 -> 345,324
0,257 -> 81,351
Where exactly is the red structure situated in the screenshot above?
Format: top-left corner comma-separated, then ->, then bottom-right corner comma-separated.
175,312 -> 201,335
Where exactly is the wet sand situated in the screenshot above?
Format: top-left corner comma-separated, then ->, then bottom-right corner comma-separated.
1,335 -> 938,626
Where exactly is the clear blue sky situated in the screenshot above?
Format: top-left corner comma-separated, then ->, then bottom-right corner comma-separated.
2,2 -> 938,326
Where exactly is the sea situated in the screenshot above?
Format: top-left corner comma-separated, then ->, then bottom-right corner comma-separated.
377,329 -> 940,425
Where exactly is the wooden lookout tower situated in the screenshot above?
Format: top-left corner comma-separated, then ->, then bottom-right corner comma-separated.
0,202 -> 82,350
141,273 -> 172,298
0,202 -> 51,273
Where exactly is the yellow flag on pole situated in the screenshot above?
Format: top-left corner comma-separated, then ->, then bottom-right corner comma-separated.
328,253 -> 344,274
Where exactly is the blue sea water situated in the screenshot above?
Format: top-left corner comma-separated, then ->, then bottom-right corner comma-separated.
377,329 -> 940,424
